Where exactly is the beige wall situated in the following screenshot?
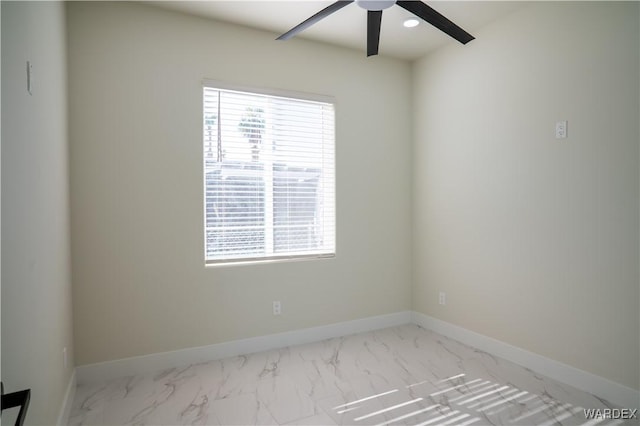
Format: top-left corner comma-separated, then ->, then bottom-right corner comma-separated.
1,1 -> 75,424
67,2 -> 413,365
412,2 -> 639,390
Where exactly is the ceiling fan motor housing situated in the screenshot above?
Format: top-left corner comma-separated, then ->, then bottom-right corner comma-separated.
356,0 -> 396,11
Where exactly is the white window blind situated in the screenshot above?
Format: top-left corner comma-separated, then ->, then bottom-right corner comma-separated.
203,85 -> 335,264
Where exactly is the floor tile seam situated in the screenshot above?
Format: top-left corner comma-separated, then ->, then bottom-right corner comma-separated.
252,379 -> 316,426
280,400 -> 339,426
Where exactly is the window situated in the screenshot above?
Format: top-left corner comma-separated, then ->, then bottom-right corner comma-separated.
203,83 -> 335,265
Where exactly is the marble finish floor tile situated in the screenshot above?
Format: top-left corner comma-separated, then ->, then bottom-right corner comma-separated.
69,325 -> 638,426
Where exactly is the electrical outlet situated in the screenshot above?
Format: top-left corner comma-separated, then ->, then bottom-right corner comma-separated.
273,301 -> 281,315
439,291 -> 446,306
555,120 -> 568,139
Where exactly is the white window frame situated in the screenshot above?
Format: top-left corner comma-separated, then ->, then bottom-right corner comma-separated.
202,80 -> 336,266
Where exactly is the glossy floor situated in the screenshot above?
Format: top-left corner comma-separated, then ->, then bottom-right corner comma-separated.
69,324 -> 636,425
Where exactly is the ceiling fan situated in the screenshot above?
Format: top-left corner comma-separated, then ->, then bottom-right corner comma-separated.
277,0 -> 475,57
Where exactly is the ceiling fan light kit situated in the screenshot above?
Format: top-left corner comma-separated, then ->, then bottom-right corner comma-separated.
355,0 -> 396,11
277,0 -> 475,57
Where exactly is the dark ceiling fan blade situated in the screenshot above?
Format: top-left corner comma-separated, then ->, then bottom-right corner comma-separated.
367,10 -> 382,57
277,1 -> 354,40
396,1 -> 474,44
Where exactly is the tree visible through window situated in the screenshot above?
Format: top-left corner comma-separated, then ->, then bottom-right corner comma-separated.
203,85 -> 335,264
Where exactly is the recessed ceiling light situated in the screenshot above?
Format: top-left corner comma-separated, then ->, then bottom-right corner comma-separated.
403,18 -> 420,28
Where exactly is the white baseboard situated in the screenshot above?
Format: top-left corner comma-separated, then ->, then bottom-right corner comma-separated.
412,312 -> 640,409
76,311 -> 412,385
57,369 -> 76,426
74,310 -> 638,410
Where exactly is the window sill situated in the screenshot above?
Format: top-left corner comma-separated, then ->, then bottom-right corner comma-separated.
205,253 -> 335,268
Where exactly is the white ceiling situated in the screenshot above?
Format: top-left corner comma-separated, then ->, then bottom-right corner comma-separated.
149,1 -> 530,61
